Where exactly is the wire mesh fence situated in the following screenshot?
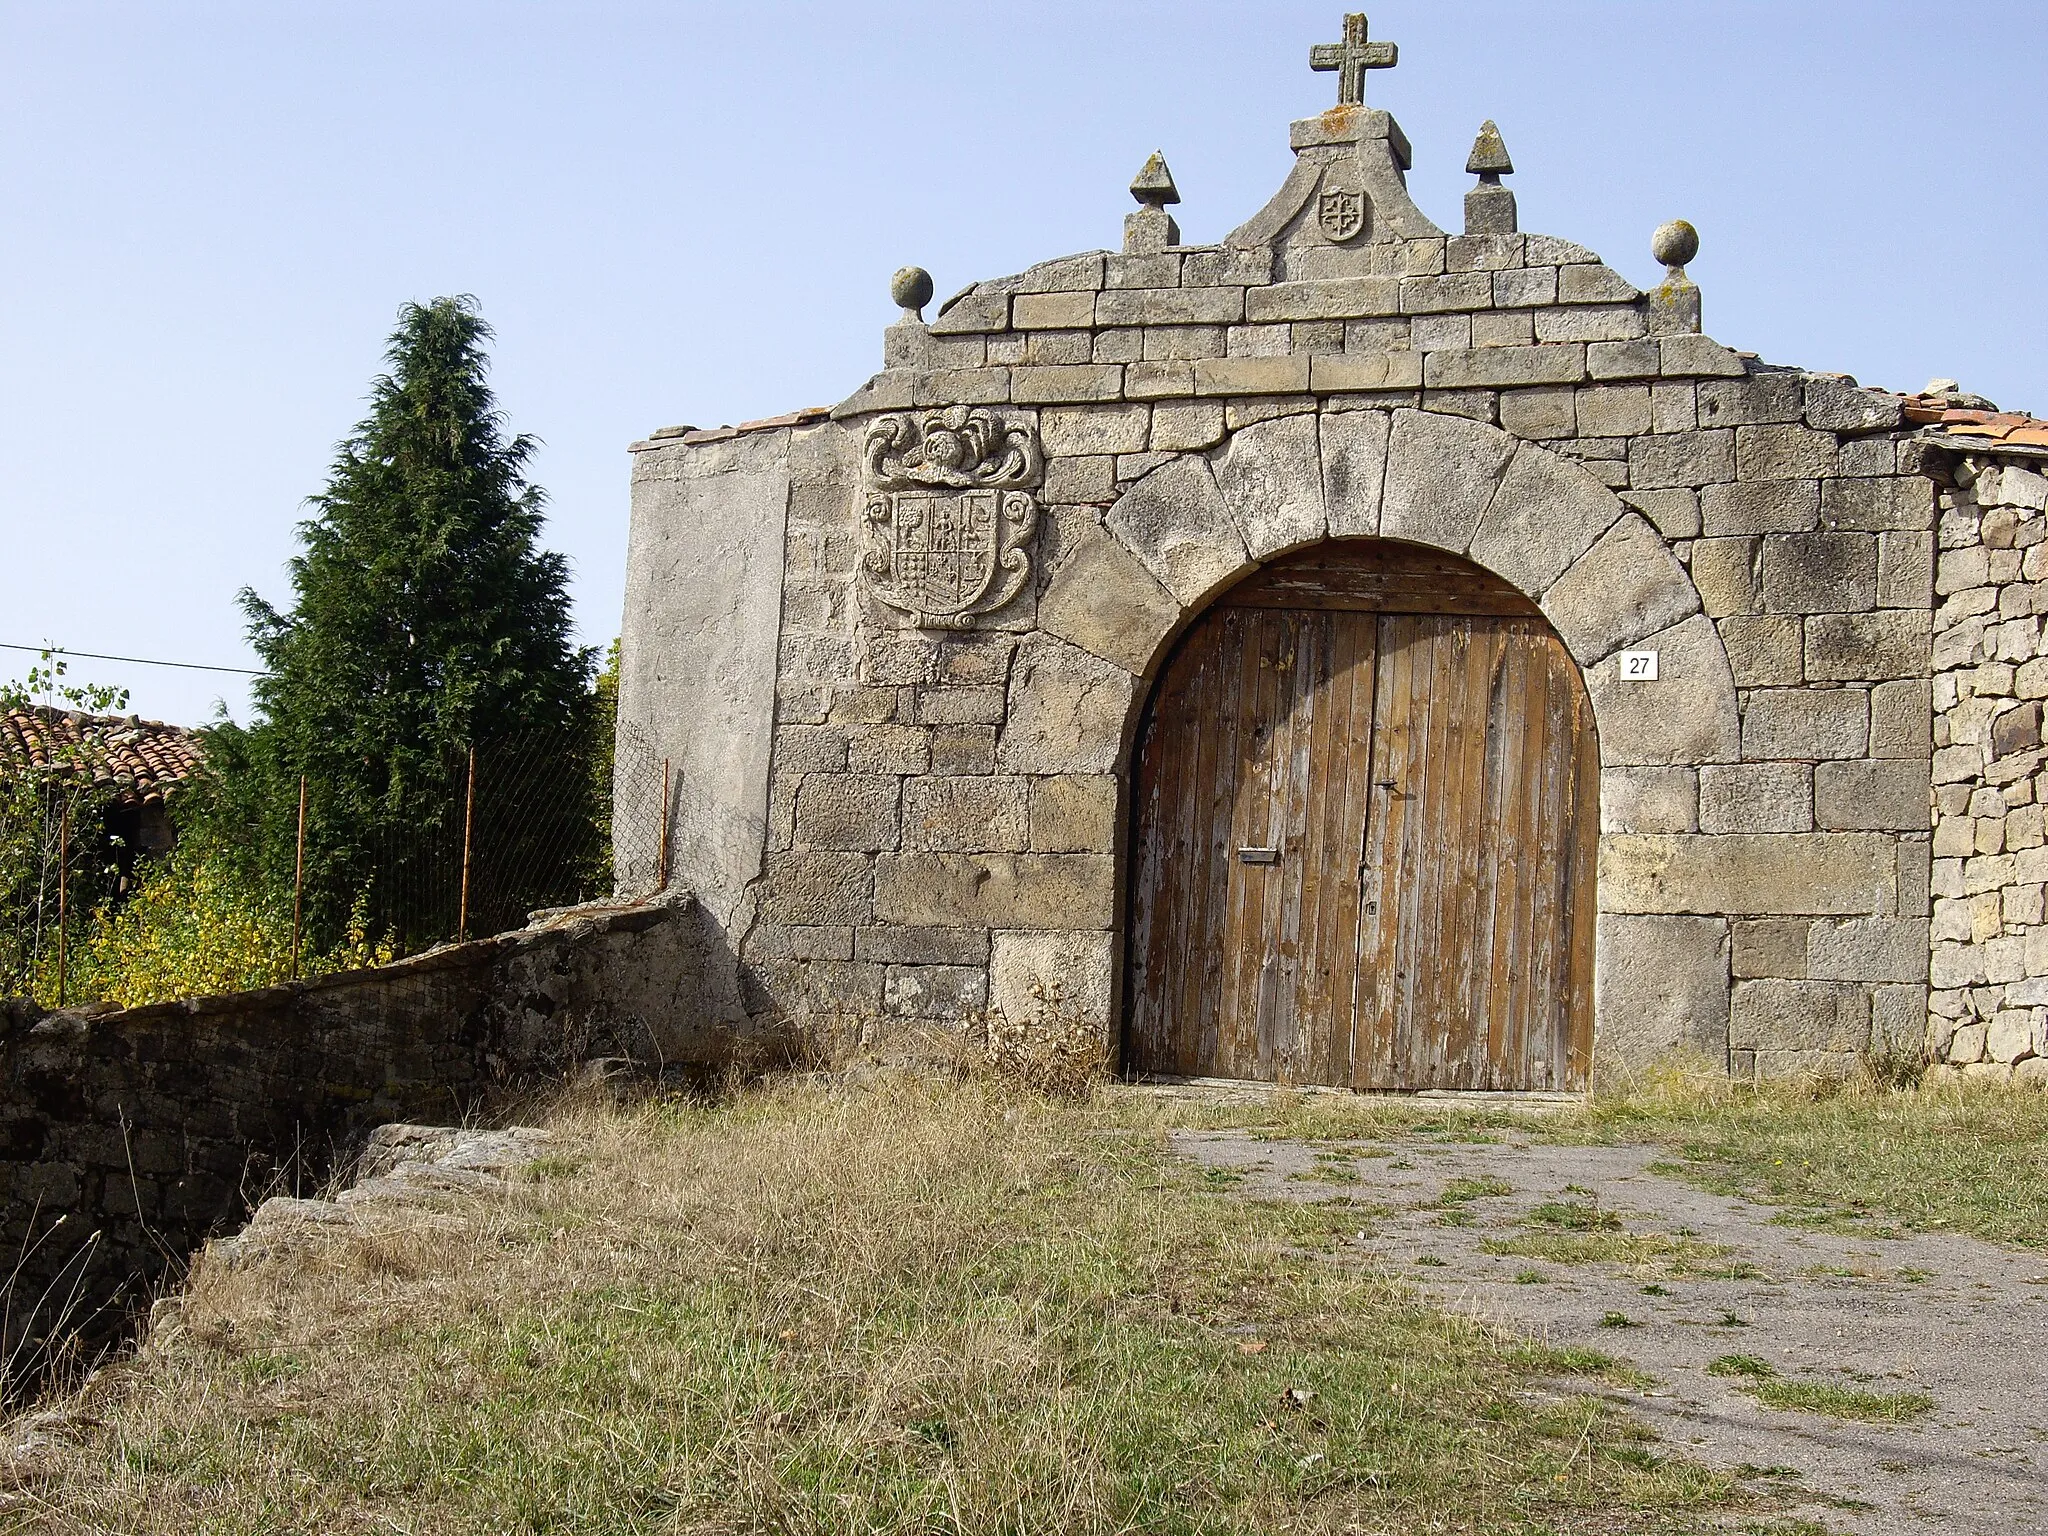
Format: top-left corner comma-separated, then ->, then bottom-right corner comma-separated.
1,719 -> 676,1009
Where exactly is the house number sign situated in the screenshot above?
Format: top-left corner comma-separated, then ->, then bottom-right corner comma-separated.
1618,650 -> 1659,681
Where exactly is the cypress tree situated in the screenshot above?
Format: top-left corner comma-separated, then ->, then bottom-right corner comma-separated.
224,295 -> 595,946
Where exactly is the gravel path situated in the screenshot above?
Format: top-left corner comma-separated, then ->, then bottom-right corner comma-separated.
1173,1128 -> 2048,1535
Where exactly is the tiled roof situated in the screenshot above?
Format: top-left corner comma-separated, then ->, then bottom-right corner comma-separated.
1898,386 -> 2048,451
0,707 -> 204,806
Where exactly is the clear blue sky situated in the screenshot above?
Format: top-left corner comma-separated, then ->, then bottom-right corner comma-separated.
4,1 -> 2042,726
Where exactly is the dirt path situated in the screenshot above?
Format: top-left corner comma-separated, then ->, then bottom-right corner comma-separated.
1173,1129 -> 2048,1535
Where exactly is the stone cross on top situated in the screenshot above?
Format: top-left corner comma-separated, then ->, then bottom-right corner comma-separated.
1309,13 -> 1396,107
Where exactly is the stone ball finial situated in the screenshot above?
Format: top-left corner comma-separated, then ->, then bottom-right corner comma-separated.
891,266 -> 934,318
1651,219 -> 1700,271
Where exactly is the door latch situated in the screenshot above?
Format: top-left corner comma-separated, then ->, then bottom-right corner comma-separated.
1238,846 -> 1280,864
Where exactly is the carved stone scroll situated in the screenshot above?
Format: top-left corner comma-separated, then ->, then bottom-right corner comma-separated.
860,408 -> 1042,629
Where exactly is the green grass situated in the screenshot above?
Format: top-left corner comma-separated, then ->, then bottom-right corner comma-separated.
6,1077 -> 1754,1535
1136,1062 -> 2048,1251
1708,1355 -> 1934,1423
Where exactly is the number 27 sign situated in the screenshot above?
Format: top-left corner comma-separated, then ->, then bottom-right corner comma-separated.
1618,650 -> 1659,681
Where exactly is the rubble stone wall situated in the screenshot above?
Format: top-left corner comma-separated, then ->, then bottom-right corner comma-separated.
0,892 -> 732,1364
1927,456 -> 2048,1083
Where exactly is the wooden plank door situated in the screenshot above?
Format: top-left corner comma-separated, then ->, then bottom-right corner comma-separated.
1351,616 -> 1597,1092
1127,606 -> 1377,1083
1126,543 -> 1597,1093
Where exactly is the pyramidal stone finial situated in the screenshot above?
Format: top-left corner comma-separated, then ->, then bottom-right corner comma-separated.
1123,151 -> 1182,256
1463,120 -> 1516,236
1130,151 -> 1180,208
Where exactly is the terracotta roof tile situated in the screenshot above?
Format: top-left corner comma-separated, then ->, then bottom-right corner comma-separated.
0,707 -> 204,806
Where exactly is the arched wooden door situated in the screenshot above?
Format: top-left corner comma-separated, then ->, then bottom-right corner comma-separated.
1125,541 -> 1598,1092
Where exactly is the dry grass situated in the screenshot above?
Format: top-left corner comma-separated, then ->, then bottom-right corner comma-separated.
0,1074 -> 1751,1535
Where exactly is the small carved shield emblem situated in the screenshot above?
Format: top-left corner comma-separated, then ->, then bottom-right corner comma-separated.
1319,186 -> 1367,243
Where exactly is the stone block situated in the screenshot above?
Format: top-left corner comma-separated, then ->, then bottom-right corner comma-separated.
777,726 -> 850,774
1009,254 -> 1107,293
1583,613 -> 1739,767
1804,377 -> 1903,433
1599,833 -> 1896,915
1534,305 -> 1647,343
1244,277 -> 1400,322
759,850 -> 873,926
1096,287 -> 1245,327
1150,401 -> 1226,452
1308,353 -> 1421,393
855,925 -> 990,966
1690,537 -> 1760,616
1447,232 -> 1525,272
1320,408 -> 1391,536
1622,487 -> 1701,540
1740,687 -> 1868,759
1024,330 -> 1094,366
1183,248 -> 1273,286
1813,759 -> 1929,832
882,963 -> 989,1019
1697,374 -> 1804,427
1587,339 -> 1661,379
1192,356 -> 1311,397
1573,385 -> 1651,438
1700,479 -> 1820,535
1037,519 -> 1181,675
1421,346 -> 1586,389
847,725 -> 931,776
1732,917 -> 1810,979
1699,761 -> 1812,833
913,367 -> 1011,406
1735,423 -> 1838,480
1558,264 -> 1641,303
1627,429 -> 1736,489
1040,403 -> 1151,457
1658,335 -> 1748,378
794,774 -> 900,852
1541,512 -> 1701,663
1030,775 -> 1117,852
1760,532 -> 1877,613
1876,531 -> 1934,607
1226,323 -> 1291,358
1497,386 -> 1576,440
1143,326 -> 1225,361
1213,412 -> 1327,558
1492,267 -> 1558,307
1985,1009 -> 2037,1063
873,852 -> 1116,930
930,293 -> 1010,335
1107,455 -> 1248,604
997,635 -> 1136,775
1466,443 -> 1622,596
1717,615 -> 1803,685
1042,454 -> 1117,504
1730,979 -> 1871,1052
1650,383 -> 1698,433
1803,611 -> 1931,681
1379,407 -> 1517,553
913,686 -> 1007,726
1869,679 -> 1933,758
902,775 -> 1030,852
1820,477 -> 1933,533
1594,915 -> 1730,1061
1473,310 -> 1535,348
1400,273 -> 1494,313
1994,699 -> 2043,759
1012,365 -> 1124,405
1601,766 -> 1698,833
1105,253 -> 1181,288
1012,291 -> 1096,330
990,928 -> 1115,1031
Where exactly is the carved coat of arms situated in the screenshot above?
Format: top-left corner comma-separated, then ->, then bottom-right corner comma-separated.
1317,167 -> 1369,243
860,407 -> 1043,629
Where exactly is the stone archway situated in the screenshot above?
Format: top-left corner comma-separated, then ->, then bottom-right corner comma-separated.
1018,405 -> 1742,1081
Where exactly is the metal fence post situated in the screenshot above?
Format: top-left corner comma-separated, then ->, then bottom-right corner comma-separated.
658,757 -> 671,892
292,773 -> 307,979
458,743 -> 477,941
56,797 -> 69,1009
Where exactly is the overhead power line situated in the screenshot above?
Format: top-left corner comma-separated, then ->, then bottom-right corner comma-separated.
0,641 -> 263,677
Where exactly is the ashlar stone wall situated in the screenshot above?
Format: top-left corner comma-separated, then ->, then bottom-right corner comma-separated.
619,101 -> 1938,1079
1927,451 -> 2048,1083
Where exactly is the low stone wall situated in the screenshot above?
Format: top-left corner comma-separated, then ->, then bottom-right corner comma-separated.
1928,455 -> 2048,1083
0,891 -> 750,1374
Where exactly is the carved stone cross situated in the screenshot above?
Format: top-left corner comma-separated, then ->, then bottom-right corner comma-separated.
1309,13 -> 1396,107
